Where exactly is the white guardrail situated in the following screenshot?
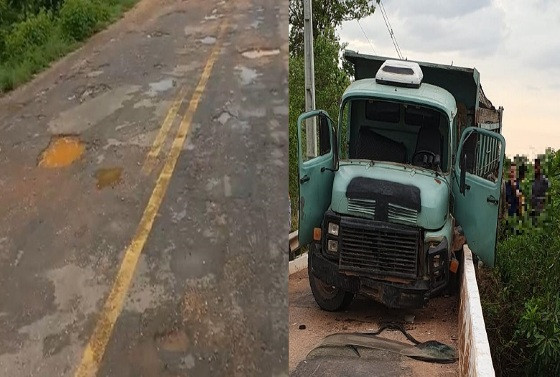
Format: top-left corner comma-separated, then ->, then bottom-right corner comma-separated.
288,237 -> 496,376
459,244 -> 495,376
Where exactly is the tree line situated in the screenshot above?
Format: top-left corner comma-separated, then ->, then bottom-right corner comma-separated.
288,0 -> 374,229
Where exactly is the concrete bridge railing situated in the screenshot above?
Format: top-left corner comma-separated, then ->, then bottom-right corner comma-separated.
459,244 -> 495,376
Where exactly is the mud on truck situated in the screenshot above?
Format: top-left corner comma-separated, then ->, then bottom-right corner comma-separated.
297,51 -> 505,310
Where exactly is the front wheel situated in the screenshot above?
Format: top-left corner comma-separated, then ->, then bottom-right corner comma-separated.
308,269 -> 354,311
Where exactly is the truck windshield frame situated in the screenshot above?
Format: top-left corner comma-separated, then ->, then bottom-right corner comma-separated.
338,96 -> 453,175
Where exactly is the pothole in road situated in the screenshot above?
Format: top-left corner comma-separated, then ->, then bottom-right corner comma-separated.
216,111 -> 231,125
72,83 -> 111,102
241,48 -> 280,59
149,78 -> 175,94
235,65 -> 261,85
147,30 -> 170,38
249,20 -> 262,29
38,136 -> 85,168
154,329 -> 189,352
95,167 -> 123,189
199,36 -> 217,45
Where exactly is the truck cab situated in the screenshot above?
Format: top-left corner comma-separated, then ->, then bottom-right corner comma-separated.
297,52 -> 505,310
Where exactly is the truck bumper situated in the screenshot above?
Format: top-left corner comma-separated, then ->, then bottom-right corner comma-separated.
309,242 -> 446,309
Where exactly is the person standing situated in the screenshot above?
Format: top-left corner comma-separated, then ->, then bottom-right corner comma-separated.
505,163 -> 522,217
531,158 -> 549,216
518,163 -> 526,215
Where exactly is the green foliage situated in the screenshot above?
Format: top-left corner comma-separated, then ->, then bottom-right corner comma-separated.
0,30 -> 6,62
517,296 -> 560,376
0,0 -> 138,92
0,30 -> 74,91
4,0 -> 64,16
481,149 -> 560,376
289,0 -> 374,56
0,0 -> 17,26
288,55 -> 304,229
3,11 -> 54,59
288,0 -> 368,230
59,0 -> 110,41
289,30 -> 350,230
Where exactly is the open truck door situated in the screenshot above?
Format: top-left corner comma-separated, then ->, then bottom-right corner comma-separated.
453,127 -> 505,267
297,111 -> 336,246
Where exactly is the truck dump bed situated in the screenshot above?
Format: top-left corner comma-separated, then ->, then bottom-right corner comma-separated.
344,51 -> 502,132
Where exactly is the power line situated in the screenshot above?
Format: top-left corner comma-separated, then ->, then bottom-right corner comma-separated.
377,0 -> 404,59
356,19 -> 377,55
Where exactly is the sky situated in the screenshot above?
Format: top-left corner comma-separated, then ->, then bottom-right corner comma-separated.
338,0 -> 560,158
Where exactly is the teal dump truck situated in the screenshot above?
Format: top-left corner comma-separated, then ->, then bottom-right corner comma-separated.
297,51 -> 505,310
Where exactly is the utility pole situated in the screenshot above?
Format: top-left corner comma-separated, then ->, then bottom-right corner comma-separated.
303,0 -> 317,158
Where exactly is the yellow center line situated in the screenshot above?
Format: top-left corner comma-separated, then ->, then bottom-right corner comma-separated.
141,85 -> 189,175
74,18 -> 229,377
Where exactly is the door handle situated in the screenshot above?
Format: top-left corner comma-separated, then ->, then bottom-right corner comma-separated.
300,175 -> 310,184
487,195 -> 499,205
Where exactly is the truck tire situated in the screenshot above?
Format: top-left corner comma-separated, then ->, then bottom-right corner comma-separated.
308,269 -> 354,312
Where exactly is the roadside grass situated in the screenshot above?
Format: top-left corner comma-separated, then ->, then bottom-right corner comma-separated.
480,149 -> 560,376
0,30 -> 76,91
0,0 -> 139,93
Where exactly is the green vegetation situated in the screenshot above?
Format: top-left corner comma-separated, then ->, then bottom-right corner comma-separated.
0,0 -> 138,92
480,149 -> 560,376
289,30 -> 350,230
289,0 -> 373,57
288,0 -> 374,230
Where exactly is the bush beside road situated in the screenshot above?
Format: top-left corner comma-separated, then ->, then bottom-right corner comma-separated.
480,149 -> 560,376
0,0 -> 138,92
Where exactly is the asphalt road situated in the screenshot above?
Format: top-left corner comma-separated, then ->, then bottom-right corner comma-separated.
0,0 -> 288,376
289,269 -> 459,377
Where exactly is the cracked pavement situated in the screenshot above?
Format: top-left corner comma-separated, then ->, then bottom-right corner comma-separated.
0,0 -> 288,376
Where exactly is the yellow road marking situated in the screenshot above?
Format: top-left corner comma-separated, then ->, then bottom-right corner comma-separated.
141,85 -> 188,175
74,19 -> 229,377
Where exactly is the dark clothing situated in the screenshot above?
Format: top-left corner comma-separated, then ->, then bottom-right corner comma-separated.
531,175 -> 549,213
505,181 -> 519,216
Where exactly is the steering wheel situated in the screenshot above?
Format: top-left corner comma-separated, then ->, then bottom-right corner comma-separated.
412,150 -> 438,168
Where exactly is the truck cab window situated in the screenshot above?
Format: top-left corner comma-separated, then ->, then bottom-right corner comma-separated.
347,99 -> 449,172
365,100 -> 400,123
301,114 -> 331,162
461,130 -> 502,183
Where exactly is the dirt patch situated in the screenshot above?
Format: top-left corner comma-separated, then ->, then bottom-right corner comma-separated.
289,269 -> 459,376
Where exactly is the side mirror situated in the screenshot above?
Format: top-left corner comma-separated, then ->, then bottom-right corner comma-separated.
460,152 -> 467,195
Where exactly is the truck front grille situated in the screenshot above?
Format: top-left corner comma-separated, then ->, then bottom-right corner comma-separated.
339,217 -> 420,279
